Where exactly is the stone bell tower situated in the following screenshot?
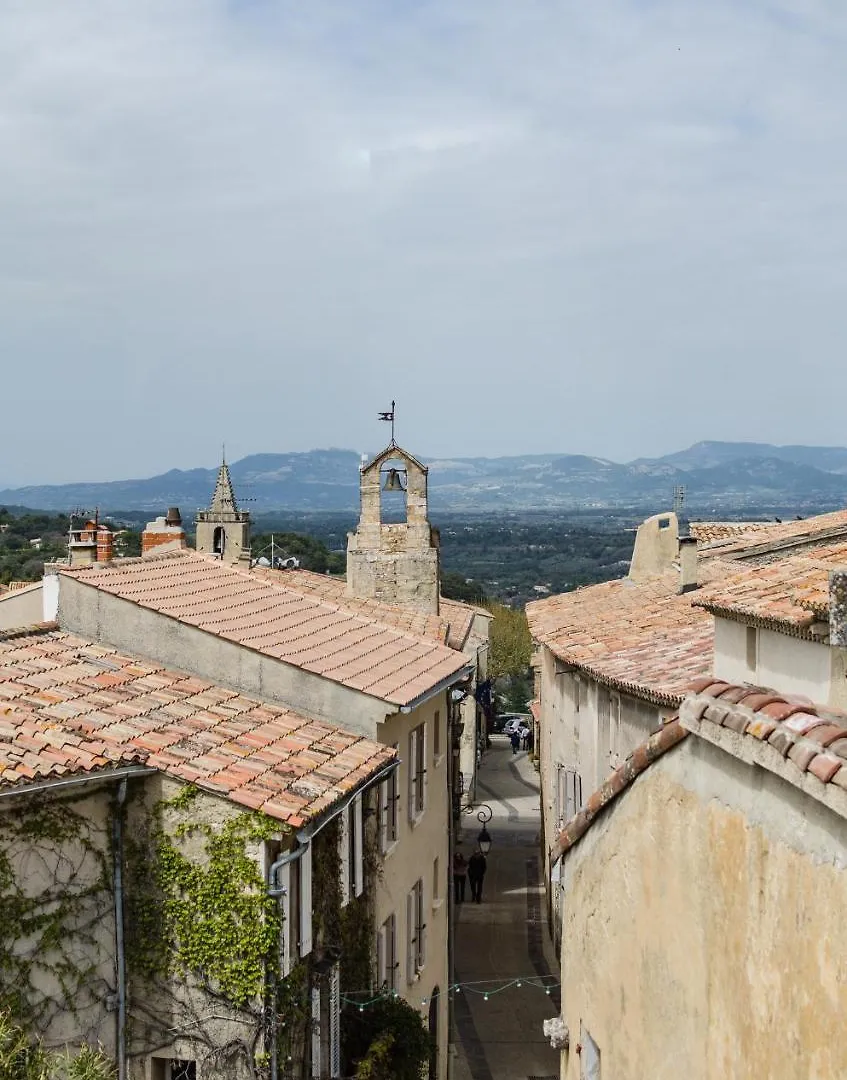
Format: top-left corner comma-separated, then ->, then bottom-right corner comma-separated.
195,459 -> 251,566
346,443 -> 440,614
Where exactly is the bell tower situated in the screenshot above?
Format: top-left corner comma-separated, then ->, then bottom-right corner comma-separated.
346,441 -> 440,614
195,458 -> 251,566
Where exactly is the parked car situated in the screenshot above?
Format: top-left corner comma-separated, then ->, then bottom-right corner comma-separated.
491,713 -> 530,735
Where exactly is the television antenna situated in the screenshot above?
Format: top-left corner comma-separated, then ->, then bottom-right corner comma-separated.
672,486 -> 686,515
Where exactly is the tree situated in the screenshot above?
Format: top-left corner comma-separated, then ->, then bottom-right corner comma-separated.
486,603 -> 532,680
343,996 -> 433,1080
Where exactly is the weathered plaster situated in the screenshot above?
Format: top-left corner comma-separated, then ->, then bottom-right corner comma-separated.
559,735 -> 847,1080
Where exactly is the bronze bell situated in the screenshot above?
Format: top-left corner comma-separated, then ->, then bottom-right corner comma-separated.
382,468 -> 406,492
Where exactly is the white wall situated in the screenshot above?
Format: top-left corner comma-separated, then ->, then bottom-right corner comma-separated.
0,582 -> 44,629
714,616 -> 831,703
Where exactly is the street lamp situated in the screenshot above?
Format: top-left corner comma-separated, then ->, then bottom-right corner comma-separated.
477,805 -> 492,855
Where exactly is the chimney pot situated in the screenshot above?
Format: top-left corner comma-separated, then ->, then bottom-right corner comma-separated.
678,536 -> 698,594
165,507 -> 182,526
829,568 -> 847,646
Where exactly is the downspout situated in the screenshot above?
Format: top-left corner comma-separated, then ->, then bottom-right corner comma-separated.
266,844 -> 309,1080
113,778 -> 128,1080
264,758 -> 400,1080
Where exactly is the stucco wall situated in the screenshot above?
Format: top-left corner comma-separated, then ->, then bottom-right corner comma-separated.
376,699 -> 450,1079
714,616 -> 832,702
56,575 -> 390,734
559,735 -> 847,1080
0,582 -> 44,629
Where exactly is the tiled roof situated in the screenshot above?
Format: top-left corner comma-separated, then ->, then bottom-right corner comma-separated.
0,627 -> 395,826
527,568 -> 722,705
689,521 -> 772,543
682,677 -> 847,807
554,719 -> 687,860
59,552 -> 468,707
252,567 -> 451,644
257,567 -> 487,651
696,508 -> 847,556
693,541 -> 847,630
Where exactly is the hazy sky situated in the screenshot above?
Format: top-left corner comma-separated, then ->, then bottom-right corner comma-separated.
3,1 -> 847,485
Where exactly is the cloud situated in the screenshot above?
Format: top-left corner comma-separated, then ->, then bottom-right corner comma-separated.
2,1 -> 847,484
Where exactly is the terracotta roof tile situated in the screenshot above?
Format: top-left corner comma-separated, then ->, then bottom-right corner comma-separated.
60,552 -> 467,707
681,681 -> 847,807
693,541 -> 847,630
258,566 -> 487,651
527,567 -> 724,705
0,627 -> 396,824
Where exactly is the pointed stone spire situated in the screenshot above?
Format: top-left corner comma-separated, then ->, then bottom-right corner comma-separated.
210,460 -> 238,514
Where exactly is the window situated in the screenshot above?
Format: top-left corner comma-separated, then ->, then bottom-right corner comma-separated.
556,766 -> 583,827
407,879 -> 426,982
339,795 -> 365,905
433,709 -> 441,759
658,516 -> 670,530
433,857 -> 440,903
151,1061 -> 196,1080
746,625 -> 758,672
408,723 -> 427,821
377,913 -> 397,991
379,757 -> 399,852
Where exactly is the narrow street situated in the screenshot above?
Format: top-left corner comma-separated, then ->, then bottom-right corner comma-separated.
451,737 -> 560,1080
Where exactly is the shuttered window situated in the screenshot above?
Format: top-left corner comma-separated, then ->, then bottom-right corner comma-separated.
379,760 -> 399,852
353,792 -> 364,898
299,843 -> 313,958
408,723 -> 427,822
407,879 -> 426,982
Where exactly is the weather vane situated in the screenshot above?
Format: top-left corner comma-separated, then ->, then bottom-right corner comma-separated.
378,400 -> 396,445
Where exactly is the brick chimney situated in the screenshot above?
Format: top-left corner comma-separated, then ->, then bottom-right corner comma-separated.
96,525 -> 114,562
141,508 -> 187,556
68,520 -> 99,567
829,568 -> 847,647
678,536 -> 698,594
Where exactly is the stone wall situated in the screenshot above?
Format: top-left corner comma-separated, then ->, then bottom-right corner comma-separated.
558,734 -> 847,1079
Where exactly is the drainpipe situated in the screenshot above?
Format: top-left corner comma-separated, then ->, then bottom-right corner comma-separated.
266,844 -> 309,1080
113,778 -> 128,1080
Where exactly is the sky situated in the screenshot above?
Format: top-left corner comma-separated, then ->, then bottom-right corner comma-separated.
3,0 -> 847,485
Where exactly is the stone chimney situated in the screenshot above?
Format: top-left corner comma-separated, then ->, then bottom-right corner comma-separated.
678,536 -> 698,594
142,508 -> 187,556
629,512 -> 679,583
68,520 -> 99,567
829,568 -> 847,647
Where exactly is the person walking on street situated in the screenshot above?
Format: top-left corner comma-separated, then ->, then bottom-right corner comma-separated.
453,849 -> 467,904
510,730 -> 520,755
468,849 -> 487,903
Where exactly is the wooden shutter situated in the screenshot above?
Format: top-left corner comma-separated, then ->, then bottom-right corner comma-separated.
416,880 -> 426,971
299,844 -> 313,958
406,890 -> 415,984
339,804 -> 350,906
377,922 -> 386,987
329,963 -> 341,1078
408,729 -> 417,822
310,985 -> 321,1079
353,792 -> 364,898
278,863 -> 292,977
378,780 -> 388,853
419,723 -> 428,814
387,914 -> 396,991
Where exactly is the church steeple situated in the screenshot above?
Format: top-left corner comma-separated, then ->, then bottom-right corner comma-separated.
210,460 -> 239,514
195,456 -> 251,565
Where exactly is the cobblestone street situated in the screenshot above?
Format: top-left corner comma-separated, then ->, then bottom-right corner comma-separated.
451,739 -> 560,1080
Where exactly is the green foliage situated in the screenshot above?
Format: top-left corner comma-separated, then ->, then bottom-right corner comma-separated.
440,571 -> 487,604
486,603 -> 532,680
0,798 -> 111,1031
126,788 -> 281,1008
0,509 -> 69,585
345,997 -> 433,1080
0,1011 -> 115,1080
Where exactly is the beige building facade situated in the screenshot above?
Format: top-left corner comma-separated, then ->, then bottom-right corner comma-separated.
555,684 -> 847,1080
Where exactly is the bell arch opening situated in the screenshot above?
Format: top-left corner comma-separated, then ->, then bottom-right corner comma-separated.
212,526 -> 225,557
379,458 -> 408,524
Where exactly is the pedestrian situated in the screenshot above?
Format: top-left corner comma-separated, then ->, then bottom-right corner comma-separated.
467,849 -> 487,903
526,725 -> 535,753
519,724 -> 530,751
510,730 -> 520,755
453,849 -> 467,904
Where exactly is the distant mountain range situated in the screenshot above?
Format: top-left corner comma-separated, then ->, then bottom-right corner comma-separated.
3,441 -> 847,514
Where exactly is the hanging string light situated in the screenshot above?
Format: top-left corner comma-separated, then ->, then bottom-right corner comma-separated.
339,974 -> 560,1010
